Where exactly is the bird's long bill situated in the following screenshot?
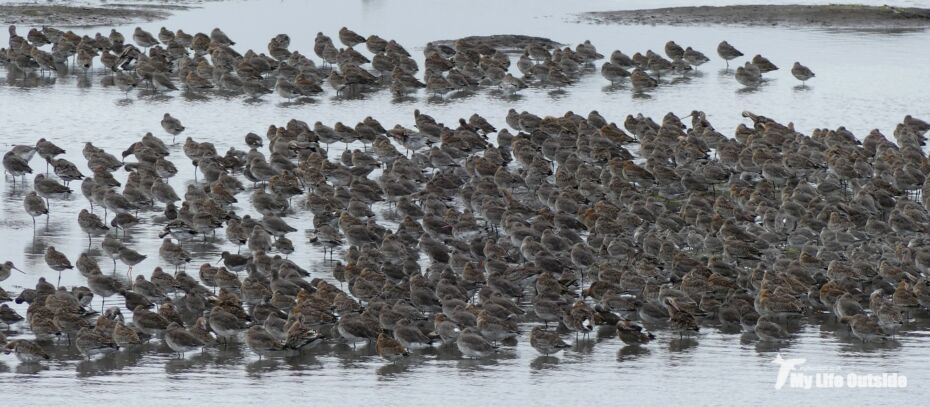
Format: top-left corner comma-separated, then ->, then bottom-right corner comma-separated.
13,266 -> 25,274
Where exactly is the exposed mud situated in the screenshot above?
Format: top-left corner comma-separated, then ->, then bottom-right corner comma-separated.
580,4 -> 930,30
431,34 -> 561,52
0,3 -> 187,27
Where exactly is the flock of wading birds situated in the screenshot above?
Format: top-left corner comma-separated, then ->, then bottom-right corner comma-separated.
0,25 -> 924,368
0,24 -> 812,100
4,106 -> 930,365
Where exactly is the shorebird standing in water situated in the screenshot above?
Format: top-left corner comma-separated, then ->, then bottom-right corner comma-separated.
118,246 -> 147,280
751,54 -> 779,73
161,113 -> 185,143
717,40 -> 743,69
683,47 -> 710,66
376,332 -> 408,362
133,27 -> 158,51
3,150 -> 32,186
45,246 -> 73,286
165,322 -> 205,358
3,339 -> 50,363
664,40 -> 685,60
23,191 -> 48,227
791,62 -> 815,84
33,174 -> 72,213
735,62 -> 761,88
601,62 -> 630,85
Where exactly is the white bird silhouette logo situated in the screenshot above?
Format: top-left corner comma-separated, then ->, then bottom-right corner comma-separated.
772,353 -> 806,389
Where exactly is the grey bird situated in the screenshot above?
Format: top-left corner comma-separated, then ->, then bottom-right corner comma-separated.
0,261 -> 25,283
86,270 -> 123,310
45,246 -> 73,286
791,62 -> 815,84
118,246 -> 147,279
456,327 -> 498,359
164,322 -> 206,358
245,325 -> 284,359
717,41 -> 743,68
161,113 -> 185,142
529,326 -> 570,355
159,238 -> 191,270
133,27 -> 158,48
78,209 -> 109,243
34,174 -> 72,210
3,151 -> 32,185
23,191 -> 48,226
49,158 -> 84,185
75,327 -> 119,358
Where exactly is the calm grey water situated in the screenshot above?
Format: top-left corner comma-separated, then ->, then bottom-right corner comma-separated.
2,0 -> 930,405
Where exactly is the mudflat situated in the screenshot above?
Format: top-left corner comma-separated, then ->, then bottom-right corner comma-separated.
0,4 -> 186,27
580,4 -> 930,29
431,35 -> 561,52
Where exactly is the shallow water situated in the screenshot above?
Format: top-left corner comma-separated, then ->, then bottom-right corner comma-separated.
1,0 -> 929,405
